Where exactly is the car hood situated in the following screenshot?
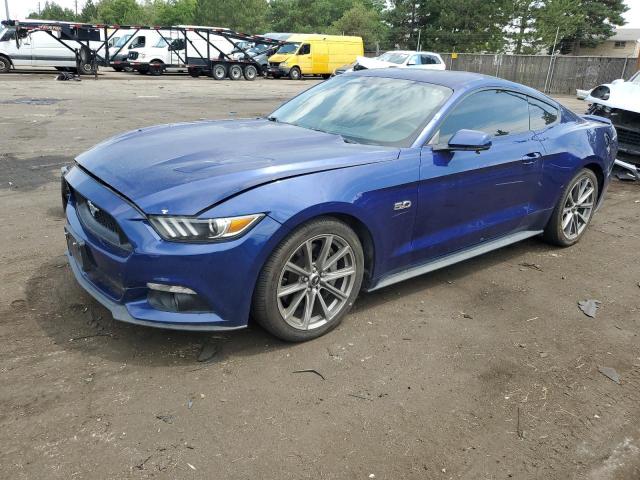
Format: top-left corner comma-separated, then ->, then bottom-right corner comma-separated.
585,82 -> 640,114
76,119 -> 399,216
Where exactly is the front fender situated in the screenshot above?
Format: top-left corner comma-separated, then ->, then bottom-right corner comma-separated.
205,151 -> 422,283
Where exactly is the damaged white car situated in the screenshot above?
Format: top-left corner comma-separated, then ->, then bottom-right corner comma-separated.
334,50 -> 446,75
583,71 -> 640,178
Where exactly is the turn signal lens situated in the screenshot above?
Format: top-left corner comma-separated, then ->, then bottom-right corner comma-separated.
149,214 -> 264,242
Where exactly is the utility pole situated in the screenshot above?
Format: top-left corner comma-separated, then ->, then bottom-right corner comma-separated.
3,0 -> 10,21
75,0 -> 78,17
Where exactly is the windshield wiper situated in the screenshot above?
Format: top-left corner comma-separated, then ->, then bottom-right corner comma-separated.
267,116 -> 278,122
341,135 -> 360,144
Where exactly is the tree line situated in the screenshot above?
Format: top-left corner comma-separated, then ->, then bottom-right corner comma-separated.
28,0 -> 628,54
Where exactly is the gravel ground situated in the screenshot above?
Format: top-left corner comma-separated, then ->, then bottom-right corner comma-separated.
1,69 -> 639,480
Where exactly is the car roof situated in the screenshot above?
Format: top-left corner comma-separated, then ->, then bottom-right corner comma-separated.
348,69 -> 556,103
384,50 -> 440,55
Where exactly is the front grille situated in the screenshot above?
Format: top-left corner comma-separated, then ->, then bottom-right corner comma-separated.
128,51 -> 139,60
269,61 -> 280,68
74,190 -> 131,251
617,126 -> 640,147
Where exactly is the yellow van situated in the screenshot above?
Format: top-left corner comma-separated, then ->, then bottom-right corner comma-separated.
267,34 -> 363,79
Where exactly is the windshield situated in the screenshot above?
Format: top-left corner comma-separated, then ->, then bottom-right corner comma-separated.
378,52 -> 410,64
277,42 -> 300,54
630,71 -> 640,85
269,76 -> 452,147
114,34 -> 132,48
0,26 -> 16,42
155,37 -> 168,48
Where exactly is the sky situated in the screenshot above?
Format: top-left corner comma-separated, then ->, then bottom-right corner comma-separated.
2,0 -> 640,28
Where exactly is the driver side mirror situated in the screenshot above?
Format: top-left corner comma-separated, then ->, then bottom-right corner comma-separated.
433,129 -> 492,152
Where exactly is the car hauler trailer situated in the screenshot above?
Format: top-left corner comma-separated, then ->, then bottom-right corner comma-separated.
0,20 -> 283,80
0,20 -> 103,75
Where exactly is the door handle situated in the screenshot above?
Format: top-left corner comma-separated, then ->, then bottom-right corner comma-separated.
521,152 -> 542,165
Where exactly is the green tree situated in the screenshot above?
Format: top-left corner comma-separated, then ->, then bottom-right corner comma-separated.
155,0 -> 197,25
96,0 -> 146,24
27,1 -> 77,21
387,0 -> 511,53
329,3 -> 387,51
536,0 -> 627,54
195,0 -> 269,32
80,0 -> 99,22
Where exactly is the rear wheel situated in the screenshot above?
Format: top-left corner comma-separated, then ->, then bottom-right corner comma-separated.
211,63 -> 227,80
229,64 -> 243,80
543,168 -> 598,247
112,66 -> 123,72
243,64 -> 257,81
138,67 -> 149,75
288,66 -> 301,80
80,62 -> 96,75
188,67 -> 201,78
149,61 -> 164,76
0,55 -> 10,73
252,218 -> 364,342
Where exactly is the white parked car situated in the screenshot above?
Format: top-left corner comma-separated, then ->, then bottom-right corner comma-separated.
335,50 -> 446,75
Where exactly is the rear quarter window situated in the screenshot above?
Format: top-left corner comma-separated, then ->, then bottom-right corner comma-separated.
528,97 -> 559,130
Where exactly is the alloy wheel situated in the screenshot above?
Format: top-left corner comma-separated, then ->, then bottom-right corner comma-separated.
562,176 -> 595,240
277,234 -> 357,331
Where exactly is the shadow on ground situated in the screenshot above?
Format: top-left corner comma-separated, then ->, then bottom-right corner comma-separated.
26,237 -> 551,367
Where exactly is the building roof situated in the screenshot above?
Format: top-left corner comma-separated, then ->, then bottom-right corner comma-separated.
611,28 -> 640,42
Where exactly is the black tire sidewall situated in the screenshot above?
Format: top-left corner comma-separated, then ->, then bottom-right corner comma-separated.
212,64 -> 226,80
545,168 -> 599,247
289,67 -> 301,80
253,218 -> 364,342
229,65 -> 243,80
244,65 -> 257,80
149,62 -> 163,76
0,56 -> 10,73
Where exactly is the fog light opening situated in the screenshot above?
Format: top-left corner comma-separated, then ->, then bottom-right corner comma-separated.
147,282 -> 197,295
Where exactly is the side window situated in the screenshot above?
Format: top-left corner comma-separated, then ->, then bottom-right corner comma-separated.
528,97 -> 559,131
130,36 -> 145,49
298,43 -> 310,55
1,29 -> 16,41
421,55 -> 438,65
436,89 -> 530,144
408,54 -> 421,65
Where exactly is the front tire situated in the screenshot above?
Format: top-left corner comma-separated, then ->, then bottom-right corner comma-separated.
0,55 -> 10,73
252,218 -> 364,342
288,66 -> 301,80
243,64 -> 257,81
543,168 -> 598,247
211,63 -> 227,80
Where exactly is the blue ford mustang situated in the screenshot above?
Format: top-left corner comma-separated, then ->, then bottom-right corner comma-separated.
62,70 -> 617,341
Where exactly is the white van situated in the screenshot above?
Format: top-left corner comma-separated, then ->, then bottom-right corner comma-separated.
127,27 -> 235,75
0,20 -> 104,74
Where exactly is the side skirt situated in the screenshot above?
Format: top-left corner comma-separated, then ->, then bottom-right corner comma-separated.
367,230 -> 543,292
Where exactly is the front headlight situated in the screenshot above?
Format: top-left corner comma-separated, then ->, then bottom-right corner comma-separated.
149,214 -> 264,242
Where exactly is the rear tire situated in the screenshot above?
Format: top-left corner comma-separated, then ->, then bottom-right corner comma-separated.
188,67 -> 201,78
112,66 -> 123,72
149,61 -> 164,76
80,62 -> 95,75
243,64 -> 257,81
288,66 -> 301,80
229,64 -> 243,80
138,67 -> 149,75
252,218 -> 364,342
211,63 -> 226,80
543,168 -> 599,247
0,55 -> 10,73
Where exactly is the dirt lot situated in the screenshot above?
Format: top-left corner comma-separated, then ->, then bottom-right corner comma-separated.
1,69 -> 639,480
